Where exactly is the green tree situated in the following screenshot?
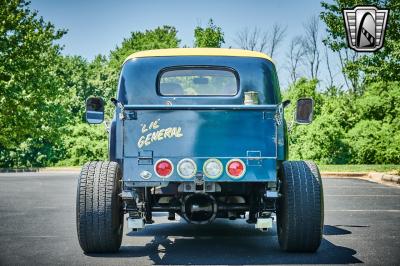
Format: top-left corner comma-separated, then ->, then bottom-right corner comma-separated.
56,27 -> 181,166
346,81 -> 400,164
347,120 -> 400,164
87,55 -> 116,119
106,26 -> 180,98
289,113 -> 351,164
282,78 -> 323,120
57,55 -> 113,122
57,123 -> 108,166
0,0 -> 67,167
284,79 -> 400,164
283,79 -> 351,164
109,26 -> 180,70
57,56 -> 91,122
194,19 -> 225,48
354,81 -> 400,124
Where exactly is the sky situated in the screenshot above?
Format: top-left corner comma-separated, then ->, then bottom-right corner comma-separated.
30,0 -> 341,88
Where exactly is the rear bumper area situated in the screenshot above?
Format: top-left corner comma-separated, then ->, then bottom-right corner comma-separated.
122,157 -> 277,185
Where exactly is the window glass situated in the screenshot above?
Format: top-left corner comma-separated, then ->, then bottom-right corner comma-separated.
159,68 -> 238,96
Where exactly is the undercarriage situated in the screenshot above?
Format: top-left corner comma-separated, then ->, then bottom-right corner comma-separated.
122,182 -> 278,228
76,161 -> 323,253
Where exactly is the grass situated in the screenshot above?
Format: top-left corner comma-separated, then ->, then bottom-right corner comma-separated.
319,164 -> 400,175
41,166 -> 80,171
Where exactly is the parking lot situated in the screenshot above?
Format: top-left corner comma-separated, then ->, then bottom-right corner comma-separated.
0,172 -> 399,265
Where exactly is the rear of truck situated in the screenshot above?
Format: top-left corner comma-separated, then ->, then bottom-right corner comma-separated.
76,49 -> 323,254
112,53 -> 285,226
122,105 -> 280,224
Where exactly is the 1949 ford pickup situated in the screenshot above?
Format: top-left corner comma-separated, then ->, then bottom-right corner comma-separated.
77,48 -> 324,253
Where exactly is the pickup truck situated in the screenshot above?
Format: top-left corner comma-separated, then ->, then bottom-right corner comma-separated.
76,48 -> 324,253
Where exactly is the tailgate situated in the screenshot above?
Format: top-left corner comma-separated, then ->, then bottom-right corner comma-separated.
122,105 -> 278,182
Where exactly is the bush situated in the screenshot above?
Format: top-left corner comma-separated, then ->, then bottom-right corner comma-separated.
284,80 -> 400,165
0,138 -> 64,168
289,113 -> 350,164
57,123 -> 108,166
347,121 -> 400,164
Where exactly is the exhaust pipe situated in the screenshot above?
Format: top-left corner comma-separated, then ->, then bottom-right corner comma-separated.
181,193 -> 217,224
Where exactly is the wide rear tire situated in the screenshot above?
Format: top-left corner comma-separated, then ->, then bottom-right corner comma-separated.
277,161 -> 324,252
76,161 -> 123,253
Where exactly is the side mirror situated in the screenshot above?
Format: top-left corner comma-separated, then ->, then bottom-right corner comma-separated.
86,97 -> 105,124
295,98 -> 314,124
282,99 -> 291,108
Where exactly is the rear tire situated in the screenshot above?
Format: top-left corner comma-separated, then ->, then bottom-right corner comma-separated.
277,161 -> 324,252
76,161 -> 123,253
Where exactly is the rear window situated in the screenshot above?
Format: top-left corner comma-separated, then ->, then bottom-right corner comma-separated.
159,67 -> 238,96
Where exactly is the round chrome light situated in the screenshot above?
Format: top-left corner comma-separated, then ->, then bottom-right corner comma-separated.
177,158 -> 197,179
226,158 -> 246,179
203,158 -> 223,179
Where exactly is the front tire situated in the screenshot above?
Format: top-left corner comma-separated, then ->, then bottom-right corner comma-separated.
277,161 -> 324,252
76,161 -> 123,253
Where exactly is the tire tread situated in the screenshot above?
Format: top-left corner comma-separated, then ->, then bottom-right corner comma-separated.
76,161 -> 123,253
277,160 -> 324,252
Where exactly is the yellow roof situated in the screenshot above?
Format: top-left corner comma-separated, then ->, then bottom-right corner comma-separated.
124,48 -> 273,63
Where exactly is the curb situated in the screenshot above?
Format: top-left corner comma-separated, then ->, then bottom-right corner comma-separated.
368,172 -> 400,185
321,172 -> 367,177
322,171 -> 400,186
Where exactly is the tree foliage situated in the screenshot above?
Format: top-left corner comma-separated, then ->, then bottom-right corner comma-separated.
194,19 -> 224,48
0,1 -> 182,168
284,80 -> 400,164
0,0 -> 67,149
0,0 -> 70,167
55,27 -> 180,166
57,123 -> 108,166
106,26 -> 180,104
109,26 -> 180,70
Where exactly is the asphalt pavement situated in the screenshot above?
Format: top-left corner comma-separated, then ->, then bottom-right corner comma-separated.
0,172 -> 399,265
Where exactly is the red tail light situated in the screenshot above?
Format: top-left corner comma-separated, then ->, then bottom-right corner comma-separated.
226,159 -> 246,179
154,159 -> 173,178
